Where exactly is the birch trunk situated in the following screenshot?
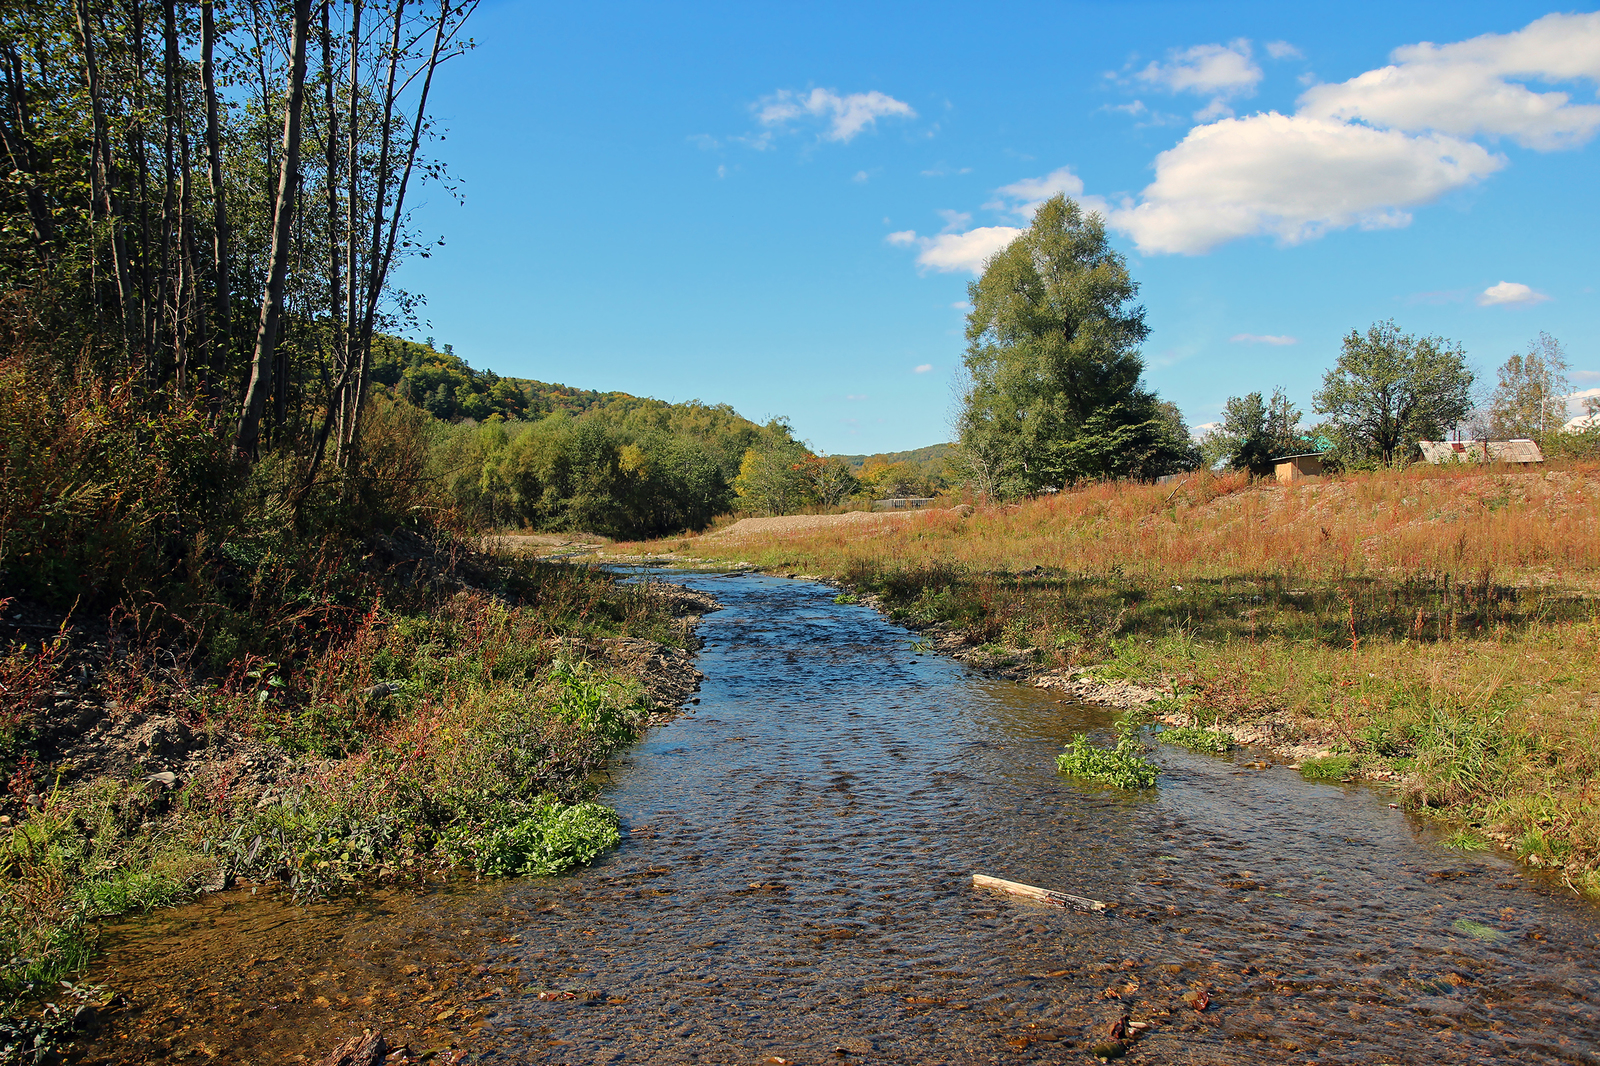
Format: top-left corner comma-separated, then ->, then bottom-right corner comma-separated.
236,0 -> 311,457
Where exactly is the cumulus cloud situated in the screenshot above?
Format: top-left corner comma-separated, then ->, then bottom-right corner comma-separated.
1230,333 -> 1299,345
886,226 -> 1023,273
1298,12 -> 1600,150
914,364 -> 934,374
1265,41 -> 1303,61
1475,280 -> 1551,306
1109,113 -> 1503,254
886,14 -> 1597,265
756,88 -> 916,143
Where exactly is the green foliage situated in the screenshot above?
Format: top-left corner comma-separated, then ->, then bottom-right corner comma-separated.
464,799 -> 622,877
956,195 -> 1196,496
420,378 -> 773,536
1202,388 -> 1308,475
1056,732 -> 1159,789
1157,726 -> 1234,754
733,421 -> 818,516
1442,828 -> 1491,852
1487,333 -> 1571,443
1313,321 -> 1474,466
1299,755 -> 1356,781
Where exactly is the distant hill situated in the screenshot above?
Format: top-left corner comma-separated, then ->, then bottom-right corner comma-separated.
836,442 -> 954,470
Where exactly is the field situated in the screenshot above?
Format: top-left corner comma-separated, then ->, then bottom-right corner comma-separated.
629,464 -> 1600,893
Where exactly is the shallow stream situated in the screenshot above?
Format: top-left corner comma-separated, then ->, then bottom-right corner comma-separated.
83,572 -> 1600,1064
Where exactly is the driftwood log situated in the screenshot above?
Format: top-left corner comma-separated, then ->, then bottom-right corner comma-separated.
972,873 -> 1110,912
318,1030 -> 387,1066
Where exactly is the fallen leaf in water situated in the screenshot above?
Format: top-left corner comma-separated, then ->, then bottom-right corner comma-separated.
433,1007 -> 456,1021
1006,1036 -> 1032,1049
1107,1014 -> 1128,1040
1182,989 -> 1211,1011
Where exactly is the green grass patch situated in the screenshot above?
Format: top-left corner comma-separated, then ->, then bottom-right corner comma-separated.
1299,755 -> 1356,781
1156,725 -> 1234,754
1056,733 -> 1159,790
1441,828 -> 1491,852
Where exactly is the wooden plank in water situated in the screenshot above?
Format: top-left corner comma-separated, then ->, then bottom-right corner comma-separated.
972,873 -> 1110,912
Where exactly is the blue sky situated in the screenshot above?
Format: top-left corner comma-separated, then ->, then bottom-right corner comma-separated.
398,1 -> 1599,455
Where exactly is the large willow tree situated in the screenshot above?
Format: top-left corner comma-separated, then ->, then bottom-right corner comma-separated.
955,195 -> 1194,498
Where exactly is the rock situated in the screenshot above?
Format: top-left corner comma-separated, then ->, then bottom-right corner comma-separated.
358,682 -> 402,699
144,771 -> 179,788
134,716 -> 192,758
319,1029 -> 387,1066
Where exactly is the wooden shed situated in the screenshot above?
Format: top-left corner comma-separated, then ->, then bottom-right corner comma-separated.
1418,439 -> 1544,465
1273,452 -> 1326,484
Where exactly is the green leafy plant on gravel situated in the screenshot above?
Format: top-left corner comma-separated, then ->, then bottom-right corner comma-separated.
1056,733 -> 1159,790
460,800 -> 621,876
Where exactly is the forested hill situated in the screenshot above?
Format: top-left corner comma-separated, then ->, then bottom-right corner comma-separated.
836,443 -> 953,470
370,335 -> 637,422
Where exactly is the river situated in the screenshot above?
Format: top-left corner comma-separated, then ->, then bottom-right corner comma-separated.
83,571 -> 1600,1064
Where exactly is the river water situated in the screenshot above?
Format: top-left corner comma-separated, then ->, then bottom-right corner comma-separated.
84,572 -> 1600,1064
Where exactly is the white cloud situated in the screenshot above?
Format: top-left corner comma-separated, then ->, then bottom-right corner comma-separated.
951,300 -> 972,310
984,166 -> 1087,216
887,15 -> 1592,266
1108,112 -> 1503,254
914,364 -> 934,374
1135,39 -> 1262,119
755,88 -> 916,143
852,170 -> 870,183
716,164 -> 727,179
885,225 -> 1022,274
1137,39 -> 1262,96
1475,280 -> 1551,306
1265,41 -> 1303,61
845,393 -> 867,401
1230,333 -> 1299,345
1298,12 -> 1600,150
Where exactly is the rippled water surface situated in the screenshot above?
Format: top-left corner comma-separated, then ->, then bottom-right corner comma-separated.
86,572 -> 1600,1064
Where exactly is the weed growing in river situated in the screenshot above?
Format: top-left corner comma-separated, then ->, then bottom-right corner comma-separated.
1056,733 -> 1159,790
460,799 -> 621,877
1442,828 -> 1491,852
1157,726 -> 1234,754
1299,755 -> 1356,781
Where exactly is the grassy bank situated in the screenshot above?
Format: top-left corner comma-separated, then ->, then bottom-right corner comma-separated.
0,356 -> 705,1054
638,465 -> 1600,894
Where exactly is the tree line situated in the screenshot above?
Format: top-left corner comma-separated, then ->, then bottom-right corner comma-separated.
1200,327 -> 1594,475
951,194 -> 1593,494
